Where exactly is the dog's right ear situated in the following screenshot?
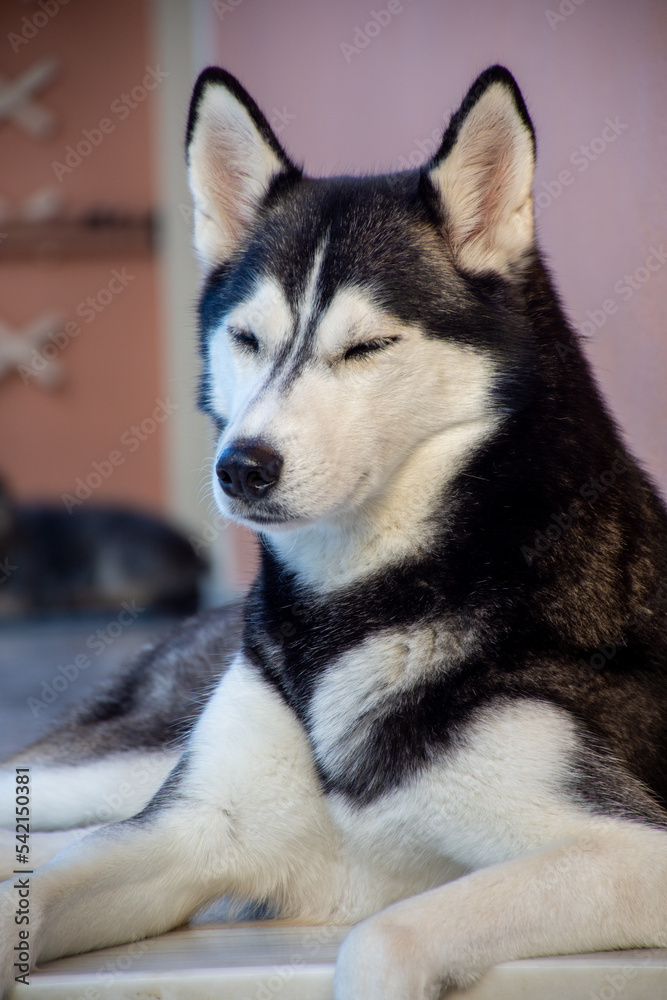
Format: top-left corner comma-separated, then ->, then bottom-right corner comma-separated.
425,66 -> 536,276
186,68 -> 299,270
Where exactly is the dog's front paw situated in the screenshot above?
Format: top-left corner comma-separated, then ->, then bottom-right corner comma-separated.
334,913 -> 444,1000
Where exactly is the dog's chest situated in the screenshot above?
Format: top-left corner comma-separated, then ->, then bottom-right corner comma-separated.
252,621 -> 588,872
310,673 -> 588,872
306,625 -> 465,766
257,618 -> 483,801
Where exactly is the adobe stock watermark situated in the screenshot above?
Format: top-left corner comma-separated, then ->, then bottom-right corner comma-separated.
394,121 -> 444,171
233,925 -> 343,1000
186,514 -> 229,558
27,600 -> 144,717
51,66 -> 168,182
85,940 -> 150,997
82,754 -> 172,827
578,576 -> 667,674
267,105 -> 297,138
534,116 -> 628,219
213,0 -> 245,20
521,450 -> 632,565
18,268 -> 135,385
555,243 -> 667,358
7,0 -> 70,53
534,827 -> 667,1000
576,244 -> 667,337
61,397 -> 178,512
587,940 -> 667,1000
545,0 -> 587,31
340,0 -> 415,63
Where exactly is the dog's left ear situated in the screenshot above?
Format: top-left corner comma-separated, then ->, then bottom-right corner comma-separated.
426,66 -> 535,276
186,67 -> 299,270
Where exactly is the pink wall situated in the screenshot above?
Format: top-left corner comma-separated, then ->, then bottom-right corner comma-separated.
209,0 -> 667,496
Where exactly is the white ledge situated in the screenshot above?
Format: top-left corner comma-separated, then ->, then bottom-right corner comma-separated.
11,923 -> 667,999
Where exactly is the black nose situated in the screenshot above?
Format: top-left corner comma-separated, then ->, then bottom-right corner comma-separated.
216,441 -> 283,502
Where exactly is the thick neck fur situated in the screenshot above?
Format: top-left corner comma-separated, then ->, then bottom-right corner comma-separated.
263,413 -> 500,594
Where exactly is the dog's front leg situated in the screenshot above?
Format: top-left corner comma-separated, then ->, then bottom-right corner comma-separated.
0,656 -> 355,993
334,820 -> 667,999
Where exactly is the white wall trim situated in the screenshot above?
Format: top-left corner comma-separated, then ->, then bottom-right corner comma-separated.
149,0 -> 233,603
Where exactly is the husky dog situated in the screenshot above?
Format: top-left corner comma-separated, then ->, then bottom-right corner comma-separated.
1,65 -> 666,998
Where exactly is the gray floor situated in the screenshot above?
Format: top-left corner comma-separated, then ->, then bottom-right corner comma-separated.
0,613 -> 181,759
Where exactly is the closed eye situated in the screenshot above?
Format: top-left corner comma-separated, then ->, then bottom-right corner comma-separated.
343,336 -> 400,361
230,327 -> 259,353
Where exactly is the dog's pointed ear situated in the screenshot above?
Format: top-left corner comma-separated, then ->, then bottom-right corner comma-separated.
425,66 -> 536,275
186,67 -> 299,270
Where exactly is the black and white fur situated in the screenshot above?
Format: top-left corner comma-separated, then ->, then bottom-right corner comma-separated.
1,66 -> 666,999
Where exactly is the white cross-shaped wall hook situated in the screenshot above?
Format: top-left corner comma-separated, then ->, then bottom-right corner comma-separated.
0,186 -> 62,223
0,59 -> 58,138
0,313 -> 66,388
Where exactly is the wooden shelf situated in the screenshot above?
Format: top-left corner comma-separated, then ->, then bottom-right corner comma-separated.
0,213 -> 155,262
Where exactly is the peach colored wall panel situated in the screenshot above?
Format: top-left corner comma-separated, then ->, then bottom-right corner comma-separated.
0,0 -> 165,513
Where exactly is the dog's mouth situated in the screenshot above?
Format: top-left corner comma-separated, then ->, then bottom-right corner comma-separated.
240,510 -> 296,527
216,492 -> 302,531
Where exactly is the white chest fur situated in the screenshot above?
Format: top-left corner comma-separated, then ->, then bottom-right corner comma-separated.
307,632 -> 595,873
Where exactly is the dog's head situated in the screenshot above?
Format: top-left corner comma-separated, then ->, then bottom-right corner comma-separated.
187,67 -> 537,538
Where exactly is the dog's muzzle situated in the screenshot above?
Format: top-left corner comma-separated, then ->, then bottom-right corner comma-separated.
216,441 -> 283,502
